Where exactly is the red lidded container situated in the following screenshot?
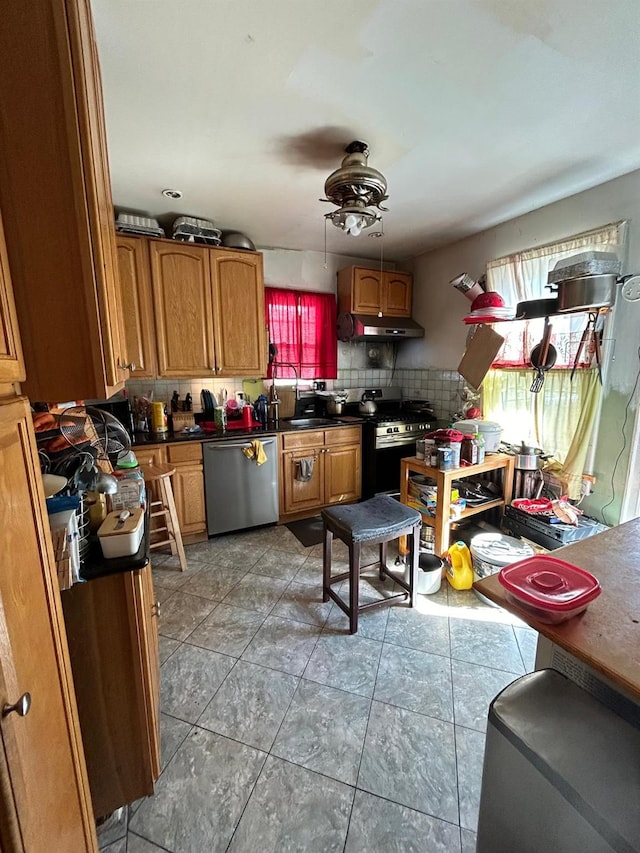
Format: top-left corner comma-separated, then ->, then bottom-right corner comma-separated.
498,555 -> 601,624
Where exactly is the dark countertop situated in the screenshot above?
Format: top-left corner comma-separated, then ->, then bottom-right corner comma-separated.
132,416 -> 364,447
78,507 -> 151,583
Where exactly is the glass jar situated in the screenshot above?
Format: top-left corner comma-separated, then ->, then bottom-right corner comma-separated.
461,433 -> 478,464
474,431 -> 486,463
424,439 -> 437,466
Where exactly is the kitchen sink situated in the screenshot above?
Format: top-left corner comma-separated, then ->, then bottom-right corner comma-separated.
284,417 -> 337,428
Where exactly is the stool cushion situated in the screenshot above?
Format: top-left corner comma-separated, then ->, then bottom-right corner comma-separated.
321,495 -> 421,543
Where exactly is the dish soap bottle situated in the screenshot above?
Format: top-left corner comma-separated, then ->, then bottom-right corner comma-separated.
445,541 -> 474,590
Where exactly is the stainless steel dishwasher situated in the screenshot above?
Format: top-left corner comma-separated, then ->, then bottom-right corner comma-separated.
204,436 -> 279,535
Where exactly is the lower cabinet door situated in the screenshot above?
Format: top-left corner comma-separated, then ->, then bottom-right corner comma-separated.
62,566 -> 160,818
133,566 -> 161,779
172,462 -> 206,535
134,446 -> 168,468
325,444 -> 361,505
0,397 -> 97,852
282,450 -> 324,514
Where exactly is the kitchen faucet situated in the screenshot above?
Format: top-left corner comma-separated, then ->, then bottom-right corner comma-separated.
271,360 -> 299,400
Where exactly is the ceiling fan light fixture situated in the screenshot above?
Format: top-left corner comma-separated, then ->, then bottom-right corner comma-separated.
326,203 -> 381,236
321,141 -> 388,236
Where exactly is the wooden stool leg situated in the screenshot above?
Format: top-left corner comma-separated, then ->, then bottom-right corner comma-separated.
379,541 -> 388,580
159,476 -> 187,572
322,524 -> 332,603
349,541 -> 361,634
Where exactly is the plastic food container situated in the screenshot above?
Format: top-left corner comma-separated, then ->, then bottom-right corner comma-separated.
98,509 -> 145,559
498,555 -> 601,623
453,420 -> 502,452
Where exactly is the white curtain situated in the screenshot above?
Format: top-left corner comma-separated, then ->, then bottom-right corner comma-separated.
483,222 -> 627,498
487,221 -> 627,367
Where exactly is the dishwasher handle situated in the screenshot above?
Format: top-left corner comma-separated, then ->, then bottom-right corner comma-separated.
205,438 -> 277,451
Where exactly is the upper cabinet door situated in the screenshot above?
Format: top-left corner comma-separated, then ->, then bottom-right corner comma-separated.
383,272 -> 413,317
0,209 -> 25,385
0,396 -> 96,851
116,237 -> 157,378
211,251 -> 267,376
352,269 -> 384,315
150,243 -> 216,378
0,0 -> 126,401
75,0 -> 127,390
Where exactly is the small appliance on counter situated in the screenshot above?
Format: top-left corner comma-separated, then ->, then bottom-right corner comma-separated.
91,397 -> 135,440
98,508 -> 145,559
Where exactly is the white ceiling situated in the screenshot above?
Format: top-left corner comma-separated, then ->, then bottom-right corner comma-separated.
92,0 -> 640,261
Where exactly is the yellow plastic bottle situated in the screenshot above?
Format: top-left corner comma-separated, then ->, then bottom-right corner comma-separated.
445,541 -> 474,590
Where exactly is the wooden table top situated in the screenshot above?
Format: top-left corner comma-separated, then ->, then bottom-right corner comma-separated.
474,516 -> 640,702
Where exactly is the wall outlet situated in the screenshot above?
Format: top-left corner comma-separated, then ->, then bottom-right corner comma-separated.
581,474 -> 596,496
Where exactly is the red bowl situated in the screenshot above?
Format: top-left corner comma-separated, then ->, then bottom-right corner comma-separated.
471,291 -> 506,311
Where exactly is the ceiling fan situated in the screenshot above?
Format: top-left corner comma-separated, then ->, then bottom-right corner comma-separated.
320,140 -> 389,236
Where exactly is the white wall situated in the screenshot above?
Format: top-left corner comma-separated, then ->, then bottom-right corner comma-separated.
261,248 -> 394,294
402,168 -> 640,523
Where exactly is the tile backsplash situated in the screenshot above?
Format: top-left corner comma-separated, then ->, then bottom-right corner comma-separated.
125,366 -> 467,422
334,368 -> 467,421
124,329 -> 468,421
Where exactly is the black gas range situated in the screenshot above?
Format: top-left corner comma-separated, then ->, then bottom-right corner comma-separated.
341,387 -> 436,497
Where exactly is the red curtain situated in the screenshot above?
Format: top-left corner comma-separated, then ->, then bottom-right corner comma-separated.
265,287 -> 337,379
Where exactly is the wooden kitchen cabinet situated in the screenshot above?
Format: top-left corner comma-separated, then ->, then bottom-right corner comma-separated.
151,242 -> 216,378
211,250 -> 267,376
62,565 -> 161,819
282,440 -> 327,515
0,0 -> 130,402
134,445 -> 169,469
0,209 -> 25,387
338,266 -> 413,317
135,443 -> 207,538
167,443 -> 207,536
280,426 -> 361,518
0,396 -> 97,851
150,240 -> 267,379
324,443 -> 361,505
115,236 -> 158,378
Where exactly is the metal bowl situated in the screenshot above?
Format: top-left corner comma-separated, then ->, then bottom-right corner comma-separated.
222,232 -> 256,251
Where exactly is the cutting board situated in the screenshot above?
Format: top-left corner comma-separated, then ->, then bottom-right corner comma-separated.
242,379 -> 265,404
457,324 -> 505,389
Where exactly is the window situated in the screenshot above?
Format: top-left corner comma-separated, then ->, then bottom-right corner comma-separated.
482,221 -> 627,498
265,287 -> 337,380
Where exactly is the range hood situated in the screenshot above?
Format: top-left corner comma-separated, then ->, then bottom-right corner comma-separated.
337,312 -> 425,342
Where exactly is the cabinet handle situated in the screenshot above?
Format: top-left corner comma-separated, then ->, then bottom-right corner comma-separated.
119,361 -> 137,372
3,692 -> 31,718
152,600 -> 161,618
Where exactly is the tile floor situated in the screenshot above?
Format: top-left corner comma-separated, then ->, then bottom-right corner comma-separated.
98,524 -> 537,853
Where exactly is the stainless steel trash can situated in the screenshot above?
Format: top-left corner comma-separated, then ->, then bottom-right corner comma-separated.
477,669 -> 640,853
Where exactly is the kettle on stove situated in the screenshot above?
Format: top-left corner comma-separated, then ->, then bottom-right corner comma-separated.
359,392 -> 378,415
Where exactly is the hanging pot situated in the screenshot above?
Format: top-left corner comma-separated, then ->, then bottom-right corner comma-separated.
547,274 -> 618,313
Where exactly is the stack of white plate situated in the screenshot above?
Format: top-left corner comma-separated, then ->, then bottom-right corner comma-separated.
464,306 -> 515,323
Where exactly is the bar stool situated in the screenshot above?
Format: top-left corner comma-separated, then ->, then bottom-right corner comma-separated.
322,495 -> 422,634
141,462 -> 187,572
